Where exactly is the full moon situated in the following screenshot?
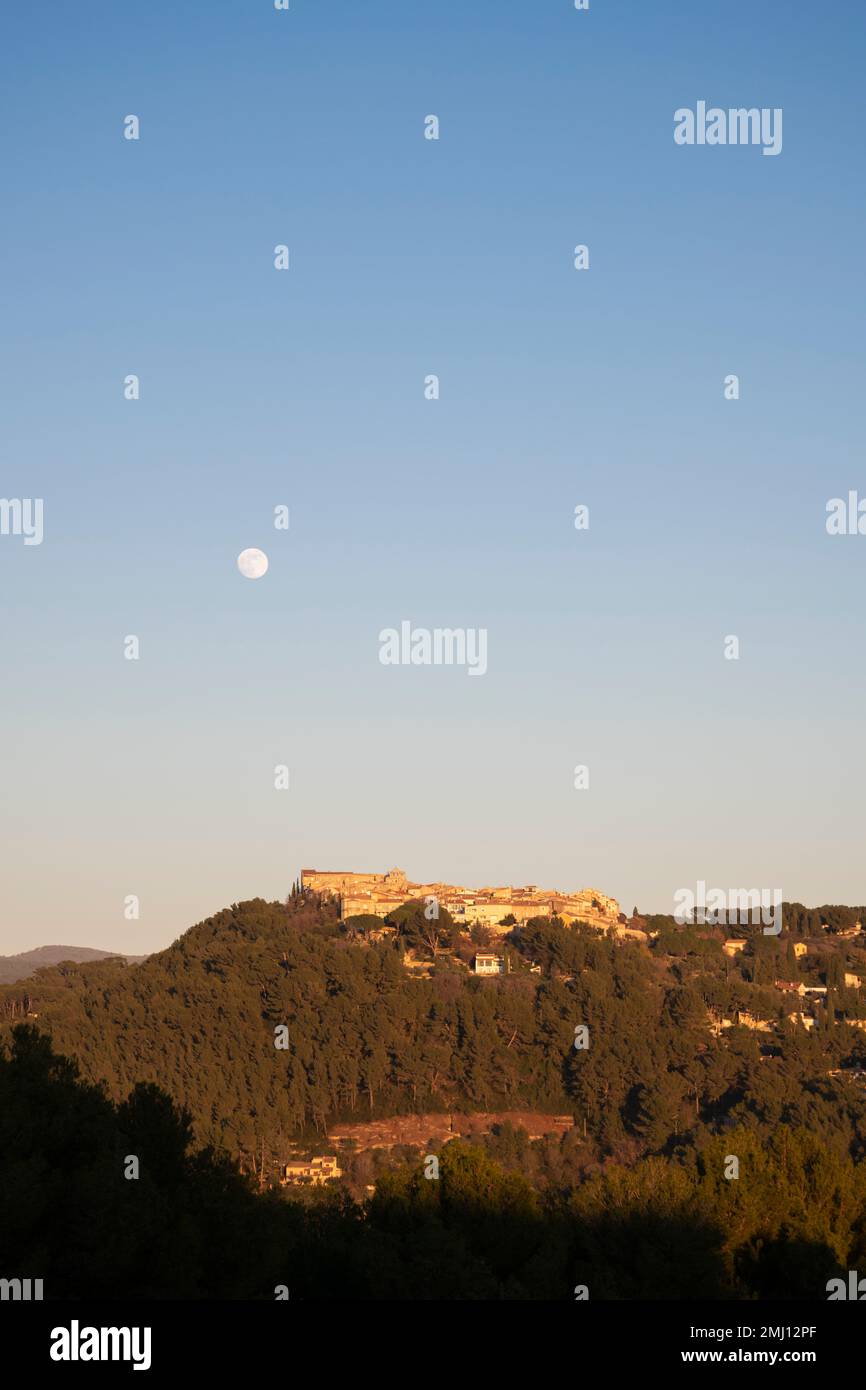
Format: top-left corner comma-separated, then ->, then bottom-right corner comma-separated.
237,548 -> 269,579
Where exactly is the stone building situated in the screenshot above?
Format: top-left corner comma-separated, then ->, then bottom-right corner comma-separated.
279,1155 -> 342,1187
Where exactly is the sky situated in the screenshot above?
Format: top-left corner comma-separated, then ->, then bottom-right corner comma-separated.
1,0 -> 865,955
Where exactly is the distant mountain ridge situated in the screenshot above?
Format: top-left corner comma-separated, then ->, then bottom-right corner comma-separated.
0,945 -> 144,985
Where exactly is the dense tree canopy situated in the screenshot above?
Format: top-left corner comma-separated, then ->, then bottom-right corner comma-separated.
1,1024 -> 862,1301
3,894 -> 866,1178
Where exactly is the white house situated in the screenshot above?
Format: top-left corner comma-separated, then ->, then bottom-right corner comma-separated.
473,953 -> 505,976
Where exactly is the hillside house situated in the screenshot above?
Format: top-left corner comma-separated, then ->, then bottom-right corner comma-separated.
279,1156 -> 342,1187
611,925 -> 648,943
707,1010 -> 733,1037
734,1009 -> 772,1033
474,953 -> 506,976
787,1012 -> 816,1031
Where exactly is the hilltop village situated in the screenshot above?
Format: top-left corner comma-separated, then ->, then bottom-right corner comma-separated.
293,872 -> 866,1053
298,868 -> 866,1024
300,866 -> 624,935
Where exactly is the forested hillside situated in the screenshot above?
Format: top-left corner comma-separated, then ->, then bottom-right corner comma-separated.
1,1025 -> 863,1300
4,893 -> 866,1173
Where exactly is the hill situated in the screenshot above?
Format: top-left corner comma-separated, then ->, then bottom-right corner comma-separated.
0,944 -> 145,985
1,1022 -> 864,1300
4,892 -> 866,1175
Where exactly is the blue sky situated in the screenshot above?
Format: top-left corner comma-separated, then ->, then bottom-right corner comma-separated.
2,1 -> 865,953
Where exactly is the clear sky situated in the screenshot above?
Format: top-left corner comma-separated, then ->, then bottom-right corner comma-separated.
2,1 -> 865,955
